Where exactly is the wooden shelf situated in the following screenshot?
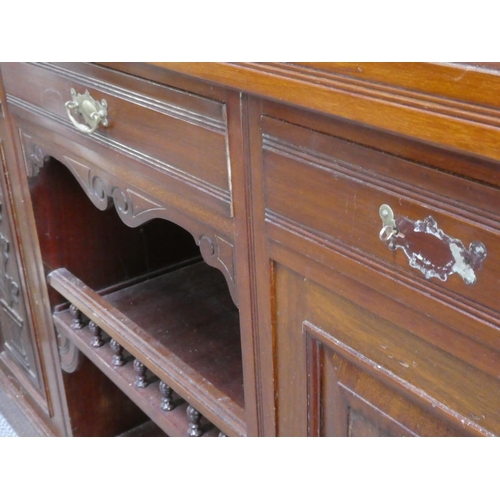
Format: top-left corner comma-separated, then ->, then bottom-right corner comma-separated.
53,311 -> 224,437
48,262 -> 245,437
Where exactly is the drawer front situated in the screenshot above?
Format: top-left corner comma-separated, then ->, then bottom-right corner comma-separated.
1,62 -> 233,216
262,115 -> 500,327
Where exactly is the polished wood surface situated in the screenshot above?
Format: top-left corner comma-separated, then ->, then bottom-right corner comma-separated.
144,62 -> 500,164
0,62 -> 499,436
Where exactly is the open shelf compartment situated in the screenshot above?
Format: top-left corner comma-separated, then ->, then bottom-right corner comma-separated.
48,262 -> 246,437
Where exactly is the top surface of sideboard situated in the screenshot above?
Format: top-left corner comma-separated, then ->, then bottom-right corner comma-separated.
100,62 -> 500,167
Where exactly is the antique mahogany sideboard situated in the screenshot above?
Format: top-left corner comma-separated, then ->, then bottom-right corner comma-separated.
0,62 -> 499,437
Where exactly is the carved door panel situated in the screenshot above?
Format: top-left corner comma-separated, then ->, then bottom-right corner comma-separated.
272,262 -> 492,437
0,180 -> 40,385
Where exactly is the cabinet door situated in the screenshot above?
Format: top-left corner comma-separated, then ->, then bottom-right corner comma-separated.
273,263 -> 474,437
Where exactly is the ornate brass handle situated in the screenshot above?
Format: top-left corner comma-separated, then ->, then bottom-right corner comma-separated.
65,88 -> 108,134
379,204 -> 487,285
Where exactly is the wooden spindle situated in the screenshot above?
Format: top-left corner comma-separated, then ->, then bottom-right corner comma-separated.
186,405 -> 203,437
89,321 -> 104,348
159,381 -> 175,411
69,304 -> 84,330
110,339 -> 126,366
133,359 -> 149,388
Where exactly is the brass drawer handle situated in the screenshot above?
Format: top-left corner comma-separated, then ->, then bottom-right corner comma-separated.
65,88 -> 108,134
379,204 -> 487,285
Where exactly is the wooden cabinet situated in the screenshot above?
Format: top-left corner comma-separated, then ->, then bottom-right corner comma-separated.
0,62 -> 499,436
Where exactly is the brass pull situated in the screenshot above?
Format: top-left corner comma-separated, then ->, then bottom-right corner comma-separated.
65,88 -> 108,134
379,204 -> 487,285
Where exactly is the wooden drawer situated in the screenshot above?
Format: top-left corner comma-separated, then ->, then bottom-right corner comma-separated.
261,114 -> 500,358
1,62 -> 233,218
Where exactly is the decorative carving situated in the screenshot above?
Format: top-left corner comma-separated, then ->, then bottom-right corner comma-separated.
0,234 -> 18,308
89,321 -> 104,348
215,235 -> 236,288
62,157 -> 112,211
69,304 -> 85,330
197,233 -> 238,306
111,187 -> 167,228
199,235 -> 215,258
66,156 -> 239,301
62,157 -> 168,226
0,233 -> 9,270
112,187 -> 129,214
19,132 -> 48,178
28,150 -> 239,301
6,276 -> 19,307
0,233 -> 20,309
133,359 -> 149,388
0,300 -> 27,369
159,381 -> 175,411
186,405 -> 203,437
91,175 -> 107,202
0,143 -> 42,386
110,338 -> 126,366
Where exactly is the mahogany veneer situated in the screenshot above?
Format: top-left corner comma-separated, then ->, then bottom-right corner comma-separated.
0,62 -> 499,436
